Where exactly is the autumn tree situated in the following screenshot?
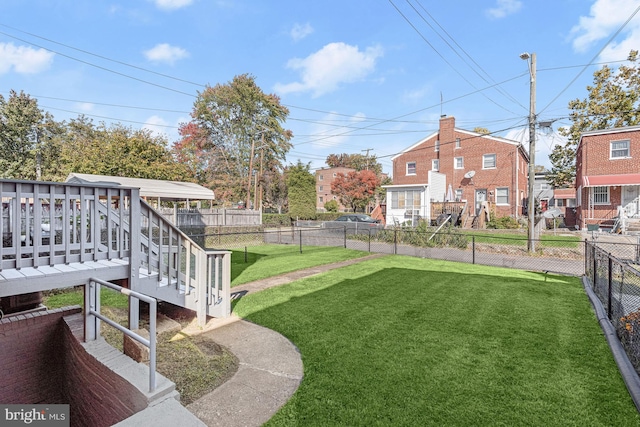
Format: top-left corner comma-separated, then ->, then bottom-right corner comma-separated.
285,161 -> 316,219
548,50 -> 640,187
185,74 -> 293,206
331,169 -> 380,212
325,153 -> 382,175
0,90 -> 62,180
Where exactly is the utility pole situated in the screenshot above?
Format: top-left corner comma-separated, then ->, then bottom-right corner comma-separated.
361,148 -> 373,170
521,52 -> 536,252
246,138 -> 256,210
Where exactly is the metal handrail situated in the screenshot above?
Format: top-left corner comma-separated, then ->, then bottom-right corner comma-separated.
86,277 -> 157,392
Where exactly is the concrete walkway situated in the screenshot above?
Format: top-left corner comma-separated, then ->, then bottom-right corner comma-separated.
181,253 -> 385,426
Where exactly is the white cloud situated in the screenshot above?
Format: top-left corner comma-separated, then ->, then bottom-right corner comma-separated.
486,0 -> 522,19
143,115 -> 170,138
153,0 -> 193,11
143,43 -> 189,65
0,42 -> 54,75
290,23 -> 314,42
274,42 -> 383,97
571,0 -> 640,58
75,102 -> 95,112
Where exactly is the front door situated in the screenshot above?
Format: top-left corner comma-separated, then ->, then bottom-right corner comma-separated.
475,189 -> 487,215
622,185 -> 640,218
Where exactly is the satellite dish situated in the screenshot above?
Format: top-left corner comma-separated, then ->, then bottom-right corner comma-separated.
464,170 -> 476,179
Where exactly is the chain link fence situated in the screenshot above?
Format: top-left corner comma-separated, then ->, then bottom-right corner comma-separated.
585,241 -> 640,373
188,225 -> 586,276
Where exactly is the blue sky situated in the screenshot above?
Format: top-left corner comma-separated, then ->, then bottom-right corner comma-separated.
2,0 -> 640,176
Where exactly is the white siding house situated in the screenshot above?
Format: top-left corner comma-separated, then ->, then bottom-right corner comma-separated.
384,171 -> 446,226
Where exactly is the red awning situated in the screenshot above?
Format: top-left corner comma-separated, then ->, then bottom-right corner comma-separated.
582,174 -> 640,187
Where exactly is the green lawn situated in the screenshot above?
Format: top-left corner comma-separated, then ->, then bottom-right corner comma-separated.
462,231 -> 582,248
231,245 -> 370,286
234,255 -> 640,426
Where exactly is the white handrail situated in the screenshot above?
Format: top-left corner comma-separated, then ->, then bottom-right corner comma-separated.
86,277 -> 157,392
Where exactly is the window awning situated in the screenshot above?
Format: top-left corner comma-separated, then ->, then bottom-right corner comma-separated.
554,188 -> 575,199
582,174 -> 640,187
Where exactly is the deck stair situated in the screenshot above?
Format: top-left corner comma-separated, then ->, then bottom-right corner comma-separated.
0,179 -> 230,326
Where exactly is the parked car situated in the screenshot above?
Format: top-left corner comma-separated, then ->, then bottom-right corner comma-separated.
334,214 -> 381,224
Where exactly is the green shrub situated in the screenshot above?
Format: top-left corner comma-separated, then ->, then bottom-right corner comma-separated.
324,200 -> 339,212
486,215 -> 520,229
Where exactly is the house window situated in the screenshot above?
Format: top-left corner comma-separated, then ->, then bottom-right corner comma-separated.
432,159 -> 439,171
390,190 -> 421,209
496,187 -> 509,205
454,157 -> 464,169
455,189 -> 463,201
319,175 -> 324,181
483,154 -> 496,169
556,199 -> 564,207
592,186 -> 610,205
455,138 -> 461,149
319,196 -> 324,203
406,162 -> 417,175
567,198 -> 576,208
611,139 -> 630,158
435,140 -> 440,152
319,186 -> 323,191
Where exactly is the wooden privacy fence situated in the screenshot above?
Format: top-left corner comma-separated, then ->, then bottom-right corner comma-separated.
157,207 -> 261,227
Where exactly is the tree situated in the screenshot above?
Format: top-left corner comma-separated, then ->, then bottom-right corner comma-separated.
325,153 -> 382,175
187,74 -> 293,205
324,199 -> 339,212
473,127 -> 490,135
331,170 -> 380,212
285,161 -> 316,219
57,117 -> 191,181
549,50 -> 640,187
0,90 -> 61,180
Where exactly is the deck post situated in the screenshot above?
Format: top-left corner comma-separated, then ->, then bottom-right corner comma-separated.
197,250 -> 207,326
129,188 -> 141,330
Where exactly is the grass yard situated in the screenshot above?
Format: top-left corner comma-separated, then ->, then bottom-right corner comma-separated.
463,231 -> 582,248
231,245 -> 370,286
234,255 -> 640,426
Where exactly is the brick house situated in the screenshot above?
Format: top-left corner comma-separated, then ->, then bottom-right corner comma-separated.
388,115 -> 529,224
575,126 -> 640,230
315,167 -> 356,212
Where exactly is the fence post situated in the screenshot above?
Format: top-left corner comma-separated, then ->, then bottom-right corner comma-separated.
368,228 -> 371,253
584,239 -> 588,277
394,229 -> 397,255
607,255 -> 613,320
344,226 -> 347,249
593,244 -> 597,290
299,229 -> 303,253
472,236 -> 476,265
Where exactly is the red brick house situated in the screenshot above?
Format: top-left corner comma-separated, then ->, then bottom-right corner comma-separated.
575,126 -> 640,230
315,167 -> 356,212
388,115 -> 529,224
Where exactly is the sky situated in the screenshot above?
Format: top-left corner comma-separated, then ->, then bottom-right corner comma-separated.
2,0 -> 640,177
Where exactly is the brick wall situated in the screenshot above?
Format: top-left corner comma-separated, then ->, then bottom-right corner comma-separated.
59,318 -> 147,426
392,116 -> 528,217
316,167 -> 356,211
0,308 -> 76,403
0,307 -> 147,427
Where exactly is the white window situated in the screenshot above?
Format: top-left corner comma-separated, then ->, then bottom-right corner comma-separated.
406,162 -> 417,175
454,157 -> 464,169
496,187 -> 509,205
455,138 -> 461,149
390,190 -> 421,209
556,199 -> 564,207
319,185 -> 323,191
319,175 -> 324,181
319,196 -> 324,202
455,189 -> 463,201
483,154 -> 496,169
435,140 -> 440,152
567,198 -> 576,208
592,186 -> 610,205
432,159 -> 439,171
611,139 -> 630,158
